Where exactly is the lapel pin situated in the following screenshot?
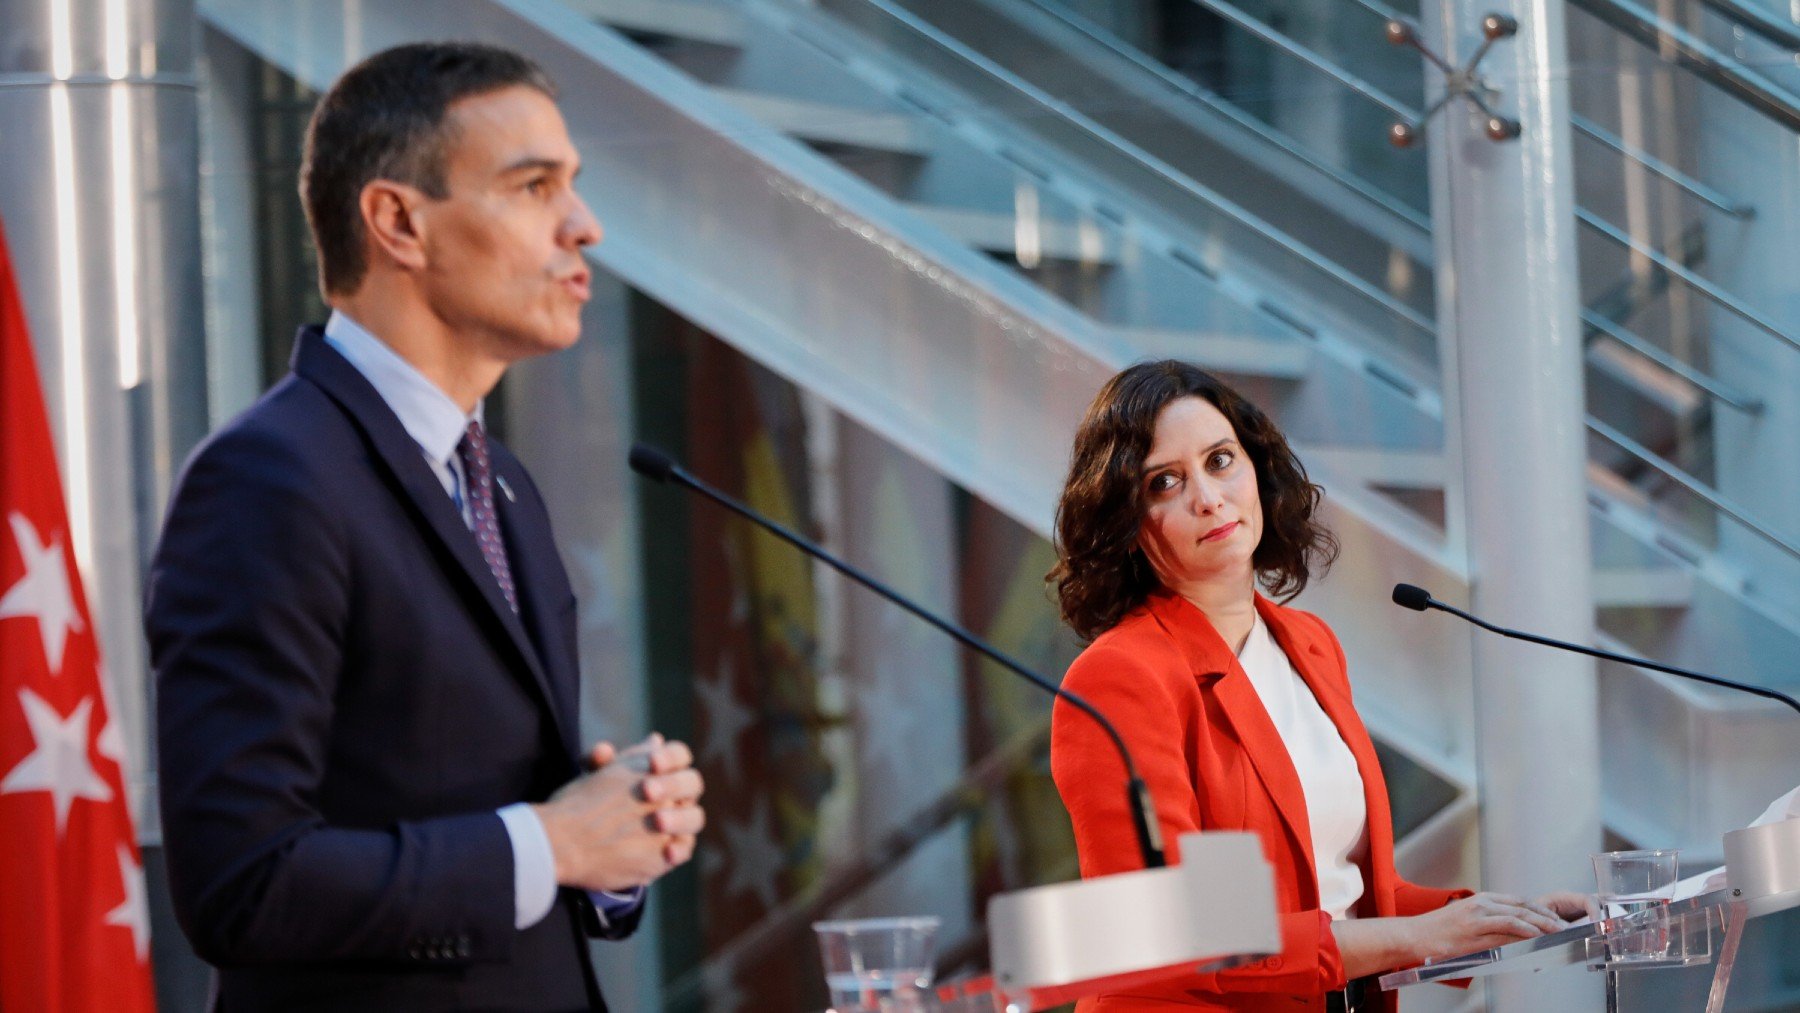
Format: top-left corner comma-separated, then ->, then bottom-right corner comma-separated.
496,475 -> 516,503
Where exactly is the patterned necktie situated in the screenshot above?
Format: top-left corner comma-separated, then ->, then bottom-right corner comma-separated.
456,420 -> 518,613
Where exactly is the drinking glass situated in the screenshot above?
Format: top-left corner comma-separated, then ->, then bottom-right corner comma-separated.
813,916 -> 940,1012
1591,849 -> 1679,961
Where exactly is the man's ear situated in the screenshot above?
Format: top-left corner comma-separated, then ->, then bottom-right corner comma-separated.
359,180 -> 429,274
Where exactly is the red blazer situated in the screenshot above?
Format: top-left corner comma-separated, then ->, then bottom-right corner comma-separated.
1051,589 -> 1469,1011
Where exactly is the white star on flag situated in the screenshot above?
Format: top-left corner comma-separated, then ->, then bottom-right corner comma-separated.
104,844 -> 151,962
0,688 -> 113,834
2,201 -> 157,1009
694,655 -> 755,775
0,512 -> 85,678
94,662 -> 126,766
722,797 -> 785,910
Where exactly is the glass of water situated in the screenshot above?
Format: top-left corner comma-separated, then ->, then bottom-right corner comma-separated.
1591,849 -> 1679,961
813,915 -> 940,1012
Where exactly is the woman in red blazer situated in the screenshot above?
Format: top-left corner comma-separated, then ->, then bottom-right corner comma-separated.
1049,362 -> 1585,1012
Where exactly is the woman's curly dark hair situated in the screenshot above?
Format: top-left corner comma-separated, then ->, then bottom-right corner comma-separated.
1049,360 -> 1338,640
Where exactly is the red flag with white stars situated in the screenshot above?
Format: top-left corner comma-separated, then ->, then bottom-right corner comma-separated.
0,218 -> 156,1010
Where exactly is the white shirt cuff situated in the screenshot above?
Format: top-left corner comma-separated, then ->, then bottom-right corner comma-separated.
498,803 -> 559,930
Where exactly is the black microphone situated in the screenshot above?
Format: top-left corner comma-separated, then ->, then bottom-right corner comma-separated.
630,442 -> 1168,869
1392,583 -> 1800,718
627,443 -> 677,483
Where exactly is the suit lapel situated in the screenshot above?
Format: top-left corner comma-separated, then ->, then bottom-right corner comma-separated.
289,328 -> 567,742
1149,590 -> 1316,880
490,451 -> 580,759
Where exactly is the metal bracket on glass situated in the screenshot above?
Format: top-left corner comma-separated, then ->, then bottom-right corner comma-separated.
1384,13 -> 1522,146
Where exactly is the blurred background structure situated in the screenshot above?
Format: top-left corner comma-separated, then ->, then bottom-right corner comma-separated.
3,0 -> 1798,1008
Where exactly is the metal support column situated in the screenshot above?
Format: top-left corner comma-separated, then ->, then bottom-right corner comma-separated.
1420,0 -> 1603,1008
0,0 -> 210,831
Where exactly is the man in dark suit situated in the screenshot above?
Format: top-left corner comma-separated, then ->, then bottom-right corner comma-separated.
145,43 -> 704,1011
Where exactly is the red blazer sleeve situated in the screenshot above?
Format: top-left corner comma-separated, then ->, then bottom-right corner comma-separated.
1051,640 -> 1348,1001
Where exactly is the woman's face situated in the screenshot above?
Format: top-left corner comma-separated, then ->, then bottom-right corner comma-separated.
1135,396 -> 1263,593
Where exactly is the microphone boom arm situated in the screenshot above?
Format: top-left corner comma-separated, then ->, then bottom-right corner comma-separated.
1403,586 -> 1800,718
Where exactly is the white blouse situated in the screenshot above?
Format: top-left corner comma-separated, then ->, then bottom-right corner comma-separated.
1236,611 -> 1369,920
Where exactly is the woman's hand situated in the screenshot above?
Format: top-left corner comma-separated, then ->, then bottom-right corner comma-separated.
1529,890 -> 1598,923
1405,892 -> 1567,962
1334,892 -> 1590,978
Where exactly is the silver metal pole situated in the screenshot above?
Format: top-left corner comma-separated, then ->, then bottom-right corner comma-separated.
0,0 -> 209,832
1420,0 -> 1603,1007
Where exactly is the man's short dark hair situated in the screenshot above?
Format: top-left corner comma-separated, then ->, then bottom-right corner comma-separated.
300,42 -> 557,295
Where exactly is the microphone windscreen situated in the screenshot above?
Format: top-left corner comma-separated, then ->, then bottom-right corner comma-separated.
628,444 -> 677,483
1391,583 -> 1433,611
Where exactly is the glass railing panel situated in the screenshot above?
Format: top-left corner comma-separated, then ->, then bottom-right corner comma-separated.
590,0 -> 1441,402
1131,0 -> 1431,215
1693,0 -> 1800,99
805,0 -> 1441,371
943,0 -> 1434,225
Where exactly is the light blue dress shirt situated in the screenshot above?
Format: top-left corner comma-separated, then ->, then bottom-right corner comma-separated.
323,311 -> 643,931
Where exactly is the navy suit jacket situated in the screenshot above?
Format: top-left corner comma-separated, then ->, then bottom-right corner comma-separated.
147,327 -> 634,1011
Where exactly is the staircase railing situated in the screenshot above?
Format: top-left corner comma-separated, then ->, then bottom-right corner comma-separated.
1569,0 -> 1800,132
792,0 -> 1438,337
983,0 -> 1800,614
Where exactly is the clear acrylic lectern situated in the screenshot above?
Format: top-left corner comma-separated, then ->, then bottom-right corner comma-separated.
1378,819 -> 1800,1013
